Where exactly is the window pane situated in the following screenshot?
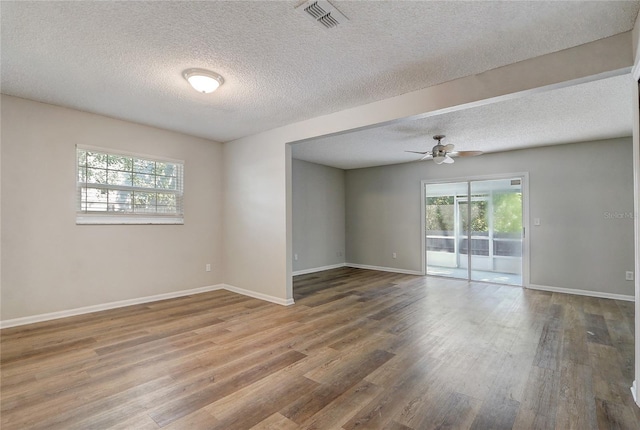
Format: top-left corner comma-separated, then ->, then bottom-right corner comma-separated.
133,173 -> 155,188
493,192 -> 522,234
83,187 -> 108,212
157,193 -> 176,206
86,152 -> 107,168
156,175 -> 177,190
155,162 -> 176,177
467,200 -> 488,235
107,170 -> 132,187
426,196 -> 454,235
426,237 -> 454,253
133,191 -> 156,212
77,149 -> 87,167
85,187 -> 107,201
494,239 -> 522,257
108,154 -> 132,172
78,167 -> 86,183
86,167 -> 107,184
134,159 -> 155,174
107,190 -> 132,212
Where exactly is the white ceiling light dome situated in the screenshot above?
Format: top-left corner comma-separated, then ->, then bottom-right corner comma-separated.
183,68 -> 224,94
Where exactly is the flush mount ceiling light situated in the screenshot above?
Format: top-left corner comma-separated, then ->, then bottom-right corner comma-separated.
182,68 -> 224,94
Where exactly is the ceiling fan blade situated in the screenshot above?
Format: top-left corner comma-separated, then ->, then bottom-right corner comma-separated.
421,154 -> 433,161
455,150 -> 483,157
443,144 -> 455,152
443,155 -> 455,164
405,150 -> 430,154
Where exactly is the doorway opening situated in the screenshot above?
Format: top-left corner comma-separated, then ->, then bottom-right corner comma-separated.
424,176 -> 527,286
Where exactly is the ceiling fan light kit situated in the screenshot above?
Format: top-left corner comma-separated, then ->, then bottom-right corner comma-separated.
405,134 -> 483,164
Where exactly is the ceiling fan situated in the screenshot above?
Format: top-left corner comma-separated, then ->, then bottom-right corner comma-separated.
406,135 -> 483,164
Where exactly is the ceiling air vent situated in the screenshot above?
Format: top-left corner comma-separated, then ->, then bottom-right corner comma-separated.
297,0 -> 348,29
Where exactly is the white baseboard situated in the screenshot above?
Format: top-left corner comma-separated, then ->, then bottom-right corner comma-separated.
632,380 -> 638,405
293,263 -> 346,276
1,283 -> 294,329
221,284 -> 294,307
0,284 -> 224,329
527,284 -> 635,302
345,263 -> 423,276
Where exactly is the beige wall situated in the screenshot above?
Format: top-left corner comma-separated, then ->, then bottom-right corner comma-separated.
292,159 -> 345,273
223,134 -> 291,300
345,138 -> 635,296
1,95 -> 224,320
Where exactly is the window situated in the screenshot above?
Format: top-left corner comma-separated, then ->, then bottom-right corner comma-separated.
76,146 -> 184,224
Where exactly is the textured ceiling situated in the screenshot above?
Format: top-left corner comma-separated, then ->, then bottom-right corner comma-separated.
292,74 -> 634,169
1,1 -> 639,143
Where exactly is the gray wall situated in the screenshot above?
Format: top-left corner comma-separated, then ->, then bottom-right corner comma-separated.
292,159 -> 345,273
345,138 -> 635,296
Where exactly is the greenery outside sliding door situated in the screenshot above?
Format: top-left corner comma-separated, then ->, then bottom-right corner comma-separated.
425,177 -> 524,285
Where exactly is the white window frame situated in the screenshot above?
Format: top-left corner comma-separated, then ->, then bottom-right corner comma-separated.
76,145 -> 184,225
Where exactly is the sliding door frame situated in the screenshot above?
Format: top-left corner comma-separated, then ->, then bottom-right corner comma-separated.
421,172 -> 530,287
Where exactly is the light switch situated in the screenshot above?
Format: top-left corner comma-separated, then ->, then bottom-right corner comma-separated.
534,218 -> 541,226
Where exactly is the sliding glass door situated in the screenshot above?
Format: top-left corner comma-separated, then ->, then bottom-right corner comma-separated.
425,177 -> 524,285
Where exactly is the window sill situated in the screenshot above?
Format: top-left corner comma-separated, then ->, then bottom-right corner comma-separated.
76,215 -> 184,225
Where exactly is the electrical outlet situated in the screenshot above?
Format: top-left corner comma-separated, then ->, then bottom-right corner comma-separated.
294,253 -> 298,261
205,264 -> 211,272
392,252 -> 397,259
534,218 -> 541,226
626,271 -> 634,281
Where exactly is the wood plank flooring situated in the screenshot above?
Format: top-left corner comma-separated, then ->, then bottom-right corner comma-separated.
1,267 -> 638,429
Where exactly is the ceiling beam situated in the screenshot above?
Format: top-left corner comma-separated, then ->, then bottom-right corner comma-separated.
287,31 -> 633,145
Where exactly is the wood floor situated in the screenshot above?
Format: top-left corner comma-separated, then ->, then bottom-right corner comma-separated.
1,268 -> 639,429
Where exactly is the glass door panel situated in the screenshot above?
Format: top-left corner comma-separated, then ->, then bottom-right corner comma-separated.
469,178 -> 522,285
425,182 -> 468,280
458,197 -> 490,273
